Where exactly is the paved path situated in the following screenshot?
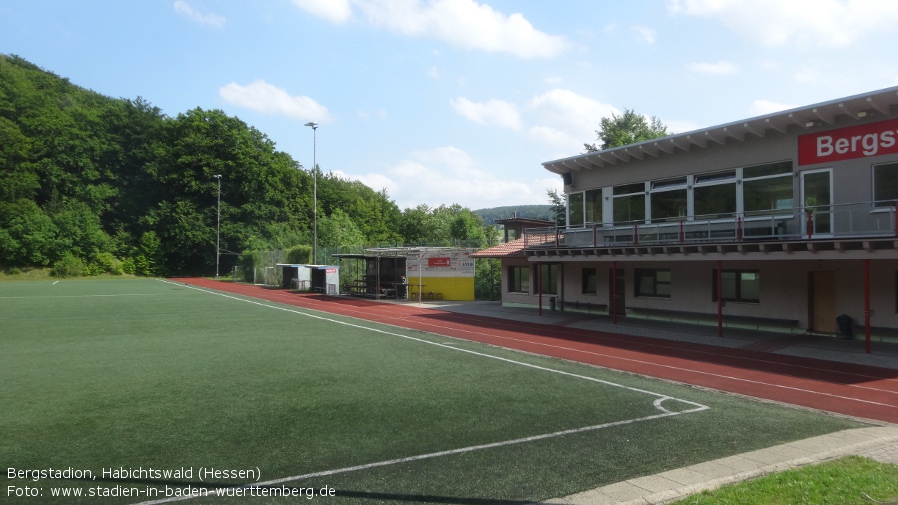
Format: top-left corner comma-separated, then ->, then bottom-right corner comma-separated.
178,280 -> 898,504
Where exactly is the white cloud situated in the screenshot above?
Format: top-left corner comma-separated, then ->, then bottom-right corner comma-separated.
292,0 -> 352,24
631,26 -> 656,44
450,97 -> 523,130
335,147 -> 550,209
528,89 -> 619,151
358,108 -> 388,120
296,0 -> 568,59
427,66 -> 442,80
528,125 -> 579,150
748,99 -> 797,116
331,169 -> 398,194
173,1 -> 225,27
219,80 -> 332,121
667,0 -> 898,47
688,61 -> 740,75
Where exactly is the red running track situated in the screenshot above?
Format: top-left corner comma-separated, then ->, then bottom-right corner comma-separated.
180,278 -> 898,424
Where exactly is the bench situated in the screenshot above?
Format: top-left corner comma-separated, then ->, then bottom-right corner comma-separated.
625,307 -> 801,332
422,292 -> 442,301
558,300 -> 608,313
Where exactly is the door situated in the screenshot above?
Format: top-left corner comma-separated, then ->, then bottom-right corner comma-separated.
801,169 -> 833,236
609,268 -> 625,316
810,271 -> 837,333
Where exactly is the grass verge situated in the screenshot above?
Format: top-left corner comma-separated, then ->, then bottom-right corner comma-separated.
673,456 -> 898,505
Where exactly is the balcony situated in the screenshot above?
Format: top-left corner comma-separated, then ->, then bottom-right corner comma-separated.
524,201 -> 898,256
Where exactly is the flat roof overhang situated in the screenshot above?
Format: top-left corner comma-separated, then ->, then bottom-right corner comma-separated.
523,237 -> 898,262
543,85 -> 898,176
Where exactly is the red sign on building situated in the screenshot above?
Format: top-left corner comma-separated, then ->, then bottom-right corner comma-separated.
428,257 -> 451,267
798,118 -> 898,166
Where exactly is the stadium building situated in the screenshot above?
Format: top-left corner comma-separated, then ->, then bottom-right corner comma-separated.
474,86 -> 898,347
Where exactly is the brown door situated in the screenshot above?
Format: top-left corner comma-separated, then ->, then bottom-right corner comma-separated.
609,268 -> 625,316
810,271 -> 837,333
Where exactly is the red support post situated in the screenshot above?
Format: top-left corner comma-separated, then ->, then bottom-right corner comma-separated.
679,221 -> 685,243
736,216 -> 743,242
633,223 -> 639,246
611,261 -> 618,325
717,260 -> 723,337
593,224 -> 597,247
864,259 -> 871,354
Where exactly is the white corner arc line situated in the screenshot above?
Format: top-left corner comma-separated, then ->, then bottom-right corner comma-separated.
129,280 -> 710,505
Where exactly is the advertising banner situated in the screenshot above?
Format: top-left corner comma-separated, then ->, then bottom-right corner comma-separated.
407,250 -> 475,277
798,117 -> 898,166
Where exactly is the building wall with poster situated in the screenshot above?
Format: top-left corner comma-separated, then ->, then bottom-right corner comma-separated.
406,248 -> 476,301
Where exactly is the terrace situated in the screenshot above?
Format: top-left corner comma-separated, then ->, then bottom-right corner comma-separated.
524,201 -> 898,257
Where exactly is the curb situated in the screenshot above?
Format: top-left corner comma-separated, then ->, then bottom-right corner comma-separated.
543,425 -> 898,505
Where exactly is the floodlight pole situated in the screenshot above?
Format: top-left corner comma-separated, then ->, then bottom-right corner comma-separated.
214,174 -> 222,278
305,122 -> 318,265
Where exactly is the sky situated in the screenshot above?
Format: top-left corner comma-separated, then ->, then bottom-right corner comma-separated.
3,1 -> 898,211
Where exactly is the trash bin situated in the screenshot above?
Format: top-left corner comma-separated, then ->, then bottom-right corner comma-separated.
836,314 -> 853,339
549,297 -> 556,311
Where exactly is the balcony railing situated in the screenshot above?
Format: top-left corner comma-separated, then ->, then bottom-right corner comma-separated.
524,201 -> 898,249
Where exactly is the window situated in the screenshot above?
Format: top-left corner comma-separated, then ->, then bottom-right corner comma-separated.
712,270 -> 760,303
743,161 -> 793,215
635,269 -> 671,298
694,171 -> 736,219
508,266 -> 529,293
585,189 -> 603,224
582,268 -> 597,294
650,178 -> 687,223
568,191 -> 584,227
540,264 -> 559,295
874,162 -> 898,207
613,183 -> 646,224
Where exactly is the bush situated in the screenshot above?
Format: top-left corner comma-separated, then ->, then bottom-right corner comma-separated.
52,253 -> 85,278
93,251 -> 124,275
285,245 -> 312,264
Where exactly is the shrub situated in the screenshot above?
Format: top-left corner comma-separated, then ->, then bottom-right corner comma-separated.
52,253 -> 85,278
93,251 -> 124,275
286,245 -> 312,264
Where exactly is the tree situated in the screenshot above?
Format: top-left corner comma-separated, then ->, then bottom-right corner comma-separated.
584,108 -> 669,152
547,188 -> 566,226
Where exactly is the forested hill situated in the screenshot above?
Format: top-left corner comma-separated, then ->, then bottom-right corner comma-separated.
474,205 -> 552,225
0,55 -> 498,276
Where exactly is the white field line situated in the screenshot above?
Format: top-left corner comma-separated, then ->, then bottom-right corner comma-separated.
389,315 -> 898,408
0,293 -> 158,299
127,280 -> 710,505
159,280 -> 710,402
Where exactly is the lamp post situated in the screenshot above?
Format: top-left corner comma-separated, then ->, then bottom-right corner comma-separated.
213,174 -> 221,278
304,122 -> 318,265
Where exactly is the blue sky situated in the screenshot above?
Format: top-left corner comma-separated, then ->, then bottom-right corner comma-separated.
3,1 -> 898,210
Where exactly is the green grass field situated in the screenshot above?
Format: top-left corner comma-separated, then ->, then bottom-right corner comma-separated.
1,278 -> 868,504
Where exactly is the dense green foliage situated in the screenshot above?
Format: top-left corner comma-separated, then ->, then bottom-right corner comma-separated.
0,55 -> 495,281
584,108 -> 669,152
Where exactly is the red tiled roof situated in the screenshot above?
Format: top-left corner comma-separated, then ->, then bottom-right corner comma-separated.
471,238 -> 529,258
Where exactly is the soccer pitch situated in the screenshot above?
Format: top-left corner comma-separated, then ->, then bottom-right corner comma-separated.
1,278 -> 866,504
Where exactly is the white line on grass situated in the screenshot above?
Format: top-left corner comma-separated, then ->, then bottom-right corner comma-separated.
128,280 -> 710,505
0,293 -> 158,299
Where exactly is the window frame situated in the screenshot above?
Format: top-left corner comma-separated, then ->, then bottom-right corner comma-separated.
712,269 -> 760,304
582,267 -> 597,295
634,268 -> 671,298
508,266 -> 529,293
873,162 -> 898,208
